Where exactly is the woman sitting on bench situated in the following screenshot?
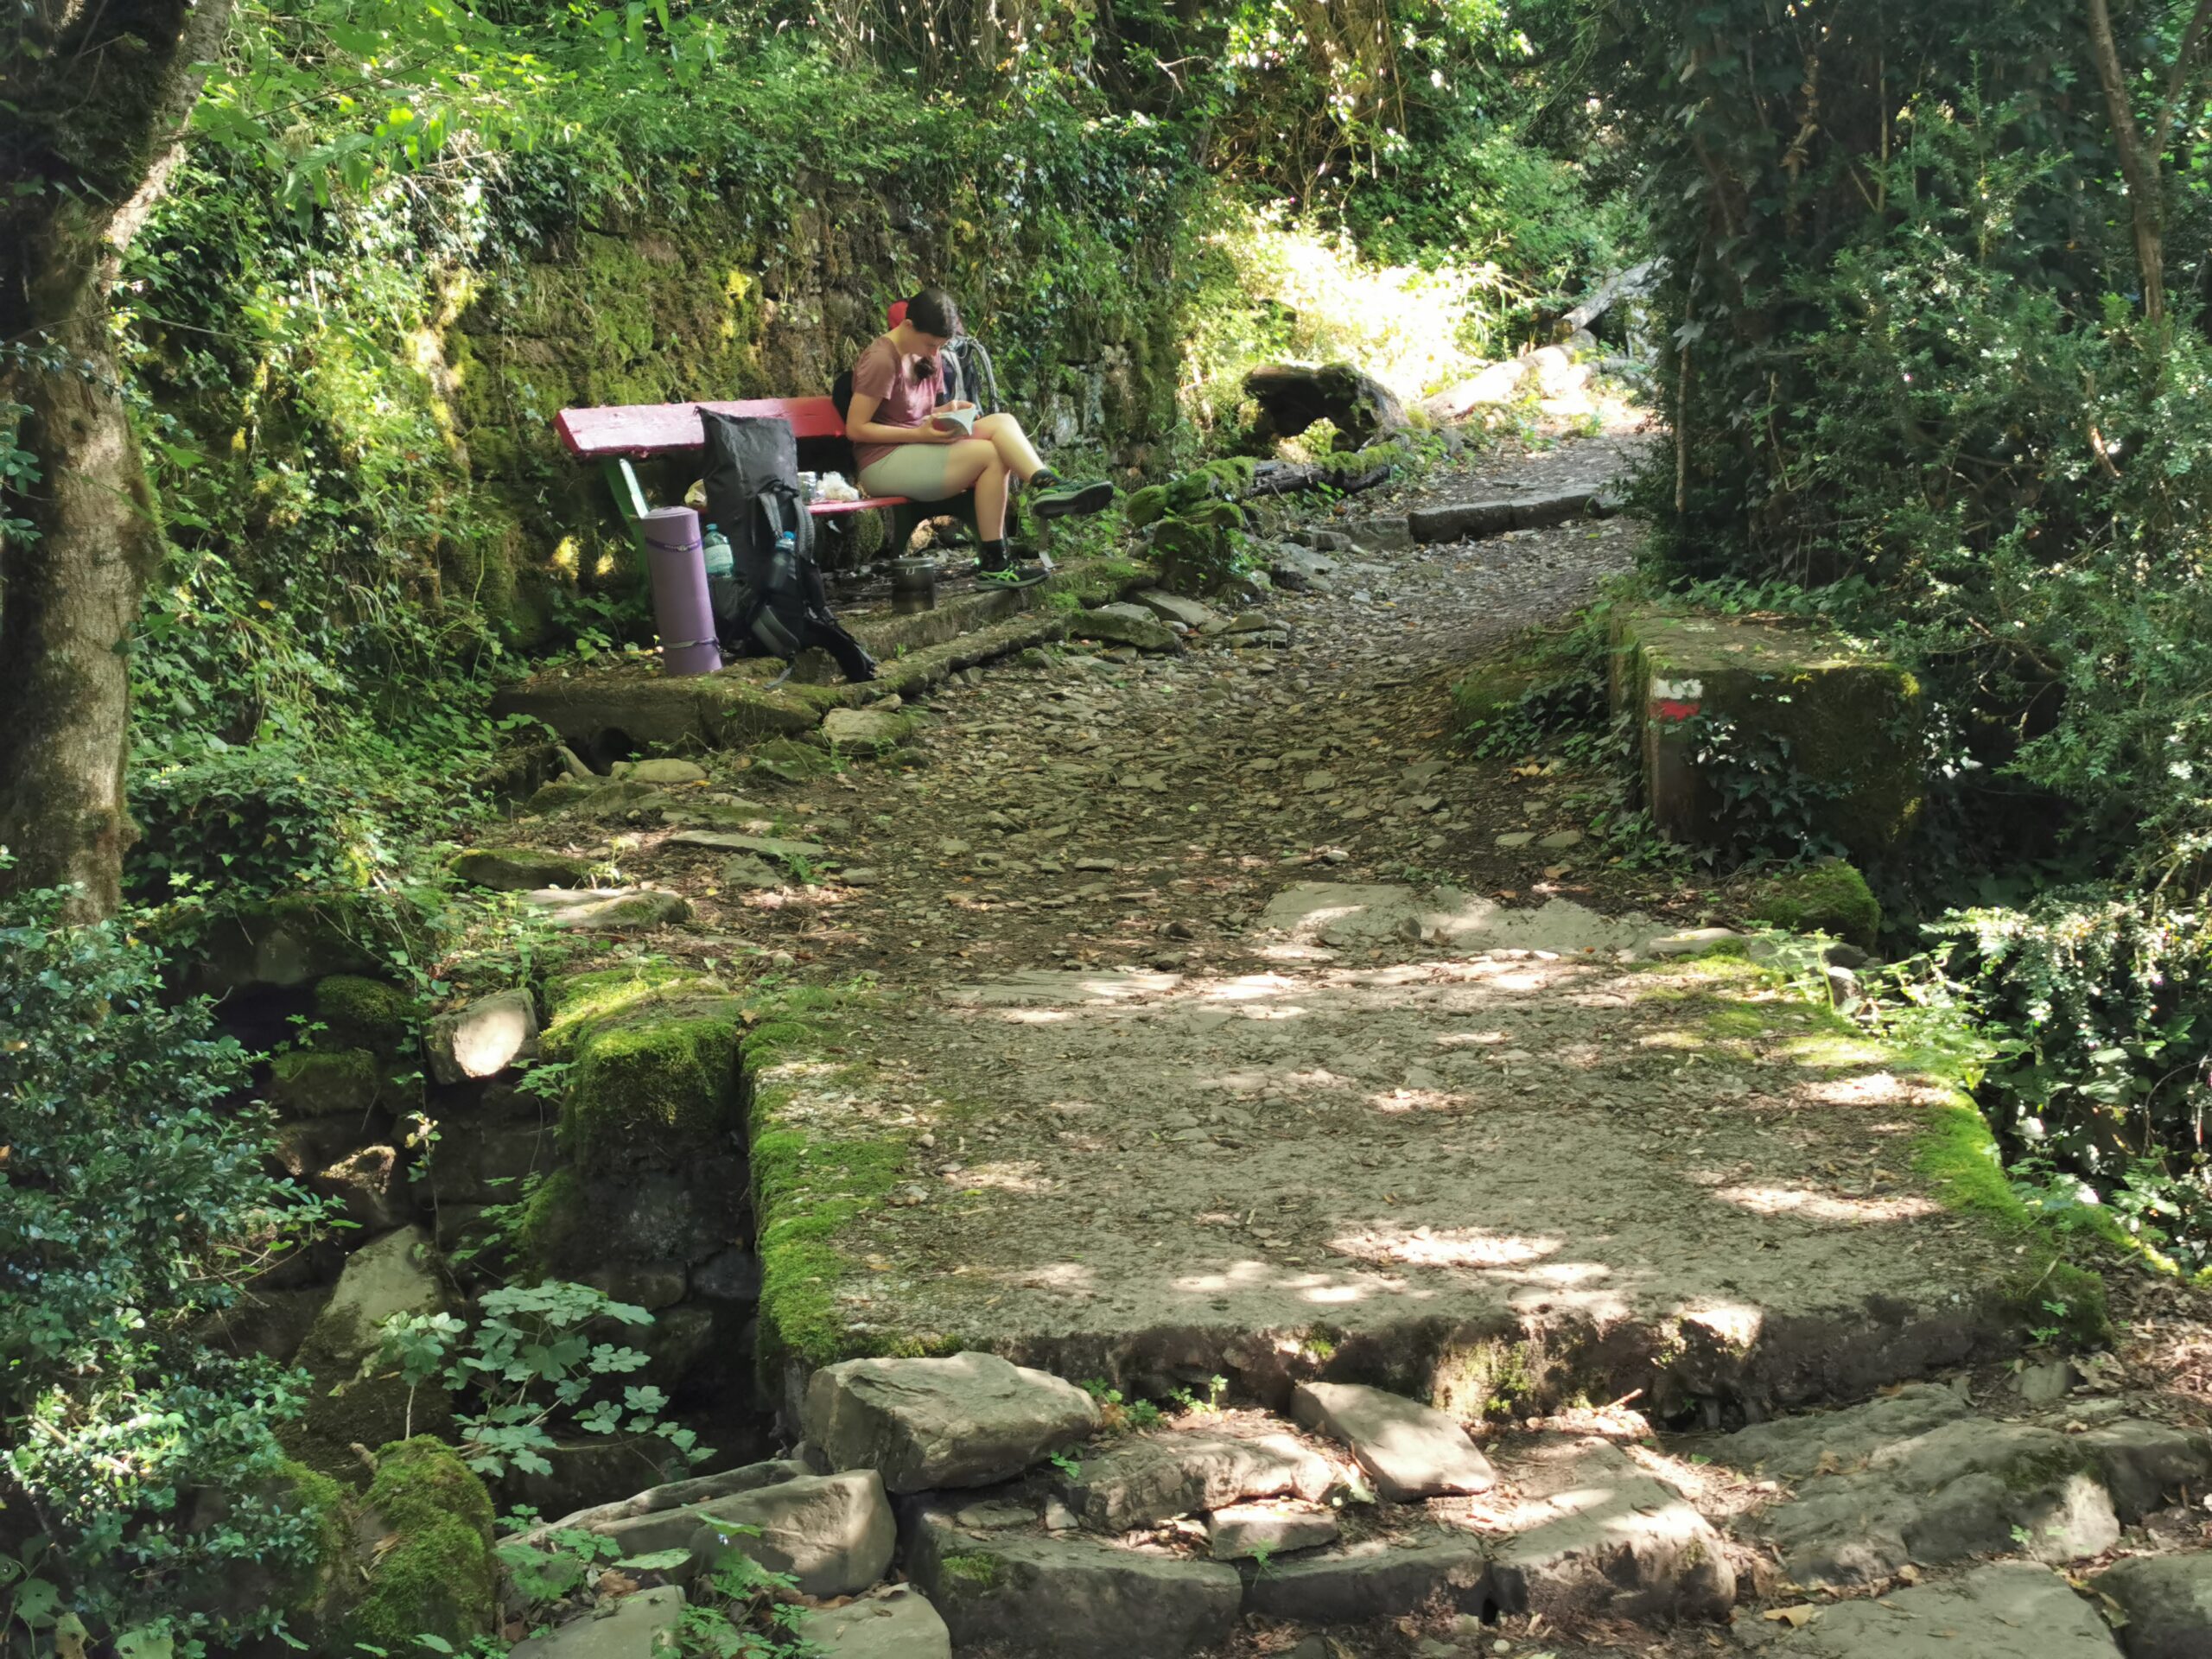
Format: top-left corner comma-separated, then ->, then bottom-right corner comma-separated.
845,288 -> 1113,584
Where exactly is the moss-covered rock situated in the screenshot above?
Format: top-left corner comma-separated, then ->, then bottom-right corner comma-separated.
269,1047 -> 414,1119
749,736 -> 838,783
333,1438 -> 498,1656
1749,860 -> 1883,950
542,967 -> 745,1160
289,1226 -> 455,1483
1125,483 -> 1172,528
182,893 -> 392,995
1611,608 -> 1924,860
314,975 -> 416,1052
450,846 -> 598,891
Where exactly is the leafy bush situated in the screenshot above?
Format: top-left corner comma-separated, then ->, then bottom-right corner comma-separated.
1598,3 -> 2212,1256
0,874 -> 328,1649
380,1281 -> 711,1478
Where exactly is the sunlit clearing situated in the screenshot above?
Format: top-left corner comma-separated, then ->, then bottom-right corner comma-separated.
1367,1087 -> 1461,1114
1330,1225 -> 1561,1269
949,1164 -> 1054,1195
1716,1185 -> 1941,1223
1205,975 -> 1300,1001
1680,1301 -> 1765,1350
1802,1071 -> 1910,1106
1077,972 -> 1179,1001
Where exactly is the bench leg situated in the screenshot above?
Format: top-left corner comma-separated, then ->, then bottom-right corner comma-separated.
603,457 -> 652,563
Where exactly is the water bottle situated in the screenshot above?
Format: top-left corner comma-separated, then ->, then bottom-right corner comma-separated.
701,523 -> 734,579
702,523 -> 741,623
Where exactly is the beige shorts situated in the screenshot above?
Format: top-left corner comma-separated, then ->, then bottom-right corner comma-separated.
858,442 -> 969,500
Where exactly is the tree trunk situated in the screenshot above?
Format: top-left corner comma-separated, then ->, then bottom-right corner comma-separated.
2086,0 -> 2169,327
0,0 -> 236,918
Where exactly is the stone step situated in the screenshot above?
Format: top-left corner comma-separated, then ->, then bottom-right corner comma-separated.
488,554 -> 1153,763
1407,488 -> 1613,543
902,1500 -> 1244,1659
1705,1382 -> 2212,1590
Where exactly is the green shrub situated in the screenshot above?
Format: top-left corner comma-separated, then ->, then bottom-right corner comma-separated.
0,875 -> 331,1649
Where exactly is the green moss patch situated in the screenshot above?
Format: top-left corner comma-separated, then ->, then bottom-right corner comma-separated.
268,1047 -> 406,1118
312,975 -> 416,1051
542,966 -> 744,1159
1748,860 -> 1882,950
334,1438 -> 496,1655
743,982 -> 947,1375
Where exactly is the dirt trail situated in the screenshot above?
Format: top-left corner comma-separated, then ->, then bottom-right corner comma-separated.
498,429 -> 2212,1657
645,431 -> 1665,984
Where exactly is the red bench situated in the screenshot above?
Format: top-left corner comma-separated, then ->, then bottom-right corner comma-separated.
556,395 -> 911,531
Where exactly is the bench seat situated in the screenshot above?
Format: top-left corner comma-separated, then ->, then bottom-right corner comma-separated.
556,395 -> 910,519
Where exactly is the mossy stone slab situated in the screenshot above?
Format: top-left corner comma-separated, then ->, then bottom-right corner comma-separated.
1610,608 -> 1923,859
451,847 -> 597,891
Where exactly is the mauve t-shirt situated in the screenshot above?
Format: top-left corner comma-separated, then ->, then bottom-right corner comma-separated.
849,334 -> 943,471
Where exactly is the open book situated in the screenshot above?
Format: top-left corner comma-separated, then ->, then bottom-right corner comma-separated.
931,404 -> 979,435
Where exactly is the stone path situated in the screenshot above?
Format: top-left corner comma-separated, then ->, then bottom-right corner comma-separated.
474,429 -> 2212,1656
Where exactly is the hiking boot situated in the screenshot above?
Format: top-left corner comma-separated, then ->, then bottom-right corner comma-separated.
975,562 -> 1046,588
1031,479 -> 1115,519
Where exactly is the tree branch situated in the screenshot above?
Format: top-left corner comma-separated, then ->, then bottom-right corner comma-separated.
2152,0 -> 2212,156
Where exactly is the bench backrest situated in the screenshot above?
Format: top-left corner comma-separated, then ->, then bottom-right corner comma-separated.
556,397 -> 847,460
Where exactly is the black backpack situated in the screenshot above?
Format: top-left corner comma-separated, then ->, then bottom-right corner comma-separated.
697,409 -> 875,683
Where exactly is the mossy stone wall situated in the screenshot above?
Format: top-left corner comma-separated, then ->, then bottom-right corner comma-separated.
443,181 -> 1182,641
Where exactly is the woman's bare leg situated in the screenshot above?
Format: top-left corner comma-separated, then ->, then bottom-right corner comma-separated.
908,436 -> 1010,538
975,412 -> 1046,481
973,454 -> 1011,539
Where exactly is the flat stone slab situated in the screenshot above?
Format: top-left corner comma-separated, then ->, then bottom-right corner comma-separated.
664,830 -> 829,865
1055,1427 -> 1337,1531
1071,602 -> 1181,653
1133,589 -> 1218,629
822,706 -> 917,748
510,1586 -> 685,1658
1488,1437 -> 1732,1621
1207,1501 -> 1338,1560
684,1470 -> 893,1598
1290,1382 -> 1495,1501
791,1584 -> 951,1659
2094,1551 -> 2212,1659
563,1460 -> 810,1559
904,1503 -> 1242,1659
1256,881 -> 1657,955
1407,490 -> 1604,543
1243,1532 -> 1491,1623
1758,1562 -> 2122,1658
519,887 -> 689,931
755,944 -> 2031,1416
452,847 -> 595,891
1712,1385 -> 2212,1587
804,1352 -> 1098,1493
626,758 -> 708,785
